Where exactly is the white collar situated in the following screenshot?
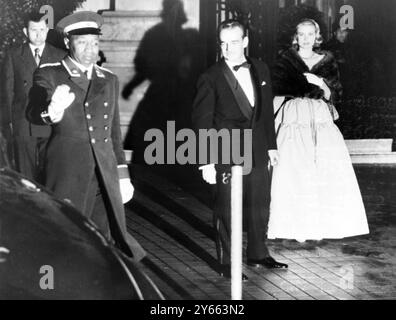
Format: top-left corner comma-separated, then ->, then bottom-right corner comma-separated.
68,56 -> 94,79
29,43 -> 45,56
225,57 -> 248,72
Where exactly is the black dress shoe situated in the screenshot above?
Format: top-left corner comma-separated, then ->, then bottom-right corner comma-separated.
218,265 -> 248,281
247,256 -> 288,269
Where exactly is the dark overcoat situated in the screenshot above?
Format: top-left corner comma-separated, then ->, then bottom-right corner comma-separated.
0,43 -> 66,178
0,42 -> 66,138
27,57 -> 146,261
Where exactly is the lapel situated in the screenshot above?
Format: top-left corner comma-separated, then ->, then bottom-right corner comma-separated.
39,43 -> 52,65
85,65 -> 107,103
247,58 -> 263,124
20,43 -> 37,74
220,59 -> 253,120
62,57 -> 90,93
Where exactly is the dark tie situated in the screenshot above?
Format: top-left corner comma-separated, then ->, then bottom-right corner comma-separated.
83,70 -> 89,79
233,61 -> 251,71
34,48 -> 40,66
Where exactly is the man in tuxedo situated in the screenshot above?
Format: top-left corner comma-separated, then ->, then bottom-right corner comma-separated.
0,11 -> 66,181
26,11 -> 146,261
192,19 -> 287,280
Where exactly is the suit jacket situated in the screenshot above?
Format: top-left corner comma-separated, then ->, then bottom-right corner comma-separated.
27,57 -> 146,261
0,42 -> 66,138
191,57 -> 277,171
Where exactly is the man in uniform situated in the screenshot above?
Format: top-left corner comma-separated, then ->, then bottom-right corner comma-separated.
0,11 -> 66,181
27,11 -> 145,261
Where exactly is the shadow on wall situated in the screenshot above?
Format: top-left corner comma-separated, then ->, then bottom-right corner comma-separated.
121,0 -> 204,165
121,0 -> 208,197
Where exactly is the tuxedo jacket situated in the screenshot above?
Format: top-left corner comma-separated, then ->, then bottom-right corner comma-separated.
27,57 -> 146,261
191,57 -> 277,170
0,42 -> 66,137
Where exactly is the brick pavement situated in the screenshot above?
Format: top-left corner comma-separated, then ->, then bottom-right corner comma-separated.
125,164 -> 396,300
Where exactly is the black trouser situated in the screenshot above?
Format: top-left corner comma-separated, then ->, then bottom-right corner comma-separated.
83,168 -> 133,256
214,165 -> 270,265
83,169 -> 111,239
13,136 -> 47,183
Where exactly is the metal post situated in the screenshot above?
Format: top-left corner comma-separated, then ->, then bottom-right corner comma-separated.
109,0 -> 115,11
231,165 -> 243,300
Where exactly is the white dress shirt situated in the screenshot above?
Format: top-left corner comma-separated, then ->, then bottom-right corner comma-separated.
29,43 -> 45,59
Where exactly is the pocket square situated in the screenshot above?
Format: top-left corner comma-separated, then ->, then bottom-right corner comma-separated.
261,81 -> 266,86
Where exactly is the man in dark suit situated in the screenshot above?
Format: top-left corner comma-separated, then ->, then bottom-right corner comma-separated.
27,11 -> 146,261
0,11 -> 66,181
192,20 -> 287,279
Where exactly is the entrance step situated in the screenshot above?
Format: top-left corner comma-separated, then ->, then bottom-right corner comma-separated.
346,139 -> 396,164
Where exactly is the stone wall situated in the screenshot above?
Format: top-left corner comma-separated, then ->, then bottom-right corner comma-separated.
337,96 -> 396,151
100,10 -> 161,138
80,0 -> 200,139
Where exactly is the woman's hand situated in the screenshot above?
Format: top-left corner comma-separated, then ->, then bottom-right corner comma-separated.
303,73 -> 331,100
303,73 -> 324,87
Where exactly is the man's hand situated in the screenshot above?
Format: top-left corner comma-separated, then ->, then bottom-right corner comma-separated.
119,178 -> 134,204
268,150 -> 280,166
199,163 -> 216,184
47,84 -> 75,122
303,72 -> 324,88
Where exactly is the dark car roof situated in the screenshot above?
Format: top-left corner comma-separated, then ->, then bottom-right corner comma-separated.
0,168 -> 163,300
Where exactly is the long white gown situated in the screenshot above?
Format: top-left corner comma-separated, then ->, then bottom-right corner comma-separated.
267,97 -> 369,240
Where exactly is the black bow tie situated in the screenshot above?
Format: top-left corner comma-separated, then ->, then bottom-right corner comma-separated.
233,61 -> 251,71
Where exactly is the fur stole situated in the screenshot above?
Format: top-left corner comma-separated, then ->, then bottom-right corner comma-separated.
272,48 -> 343,104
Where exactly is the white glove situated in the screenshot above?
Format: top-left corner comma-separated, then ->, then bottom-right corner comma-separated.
119,178 -> 134,204
199,163 -> 216,184
48,84 -> 75,122
303,73 -> 324,88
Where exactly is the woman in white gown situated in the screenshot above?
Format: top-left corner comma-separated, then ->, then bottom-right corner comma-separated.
268,19 -> 369,242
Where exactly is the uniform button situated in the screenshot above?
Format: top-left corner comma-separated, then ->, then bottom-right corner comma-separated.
104,114 -> 108,119
104,102 -> 108,107
104,138 -> 109,143
104,126 -> 109,130
88,126 -> 94,132
91,138 -> 96,144
85,102 -> 89,107
86,114 -> 91,119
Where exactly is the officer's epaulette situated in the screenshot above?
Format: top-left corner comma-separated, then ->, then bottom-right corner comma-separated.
96,65 -> 114,74
40,62 -> 62,68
